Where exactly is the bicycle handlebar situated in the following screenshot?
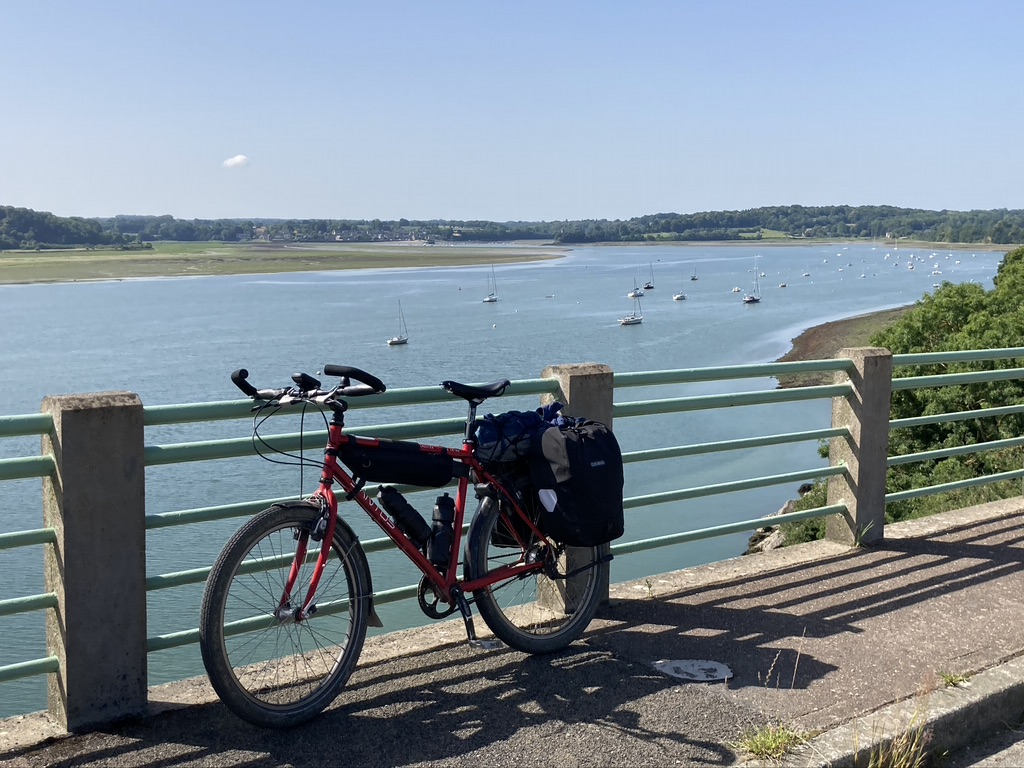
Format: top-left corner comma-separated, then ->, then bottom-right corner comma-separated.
322,364 -> 386,394
231,369 -> 259,397
231,365 -> 387,406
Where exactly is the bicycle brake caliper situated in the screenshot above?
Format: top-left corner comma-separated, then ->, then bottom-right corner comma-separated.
310,507 -> 330,542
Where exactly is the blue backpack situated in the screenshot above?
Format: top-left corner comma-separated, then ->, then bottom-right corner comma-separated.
474,409 -> 549,465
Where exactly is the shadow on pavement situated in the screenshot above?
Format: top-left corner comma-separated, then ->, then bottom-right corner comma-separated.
7,507 -> 1024,767
10,644 -> 760,767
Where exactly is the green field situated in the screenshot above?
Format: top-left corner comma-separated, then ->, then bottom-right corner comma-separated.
0,241 -> 566,284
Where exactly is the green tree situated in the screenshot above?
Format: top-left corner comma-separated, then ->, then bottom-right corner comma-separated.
785,247 -> 1024,543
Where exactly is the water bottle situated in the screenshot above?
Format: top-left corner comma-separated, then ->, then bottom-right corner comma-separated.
377,486 -> 431,548
428,493 -> 456,568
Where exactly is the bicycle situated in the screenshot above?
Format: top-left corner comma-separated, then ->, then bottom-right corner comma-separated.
199,365 -> 612,728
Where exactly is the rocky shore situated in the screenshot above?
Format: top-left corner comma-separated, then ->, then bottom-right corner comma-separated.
746,485 -> 814,554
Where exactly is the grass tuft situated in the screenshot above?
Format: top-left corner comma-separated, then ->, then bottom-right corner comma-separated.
939,671 -> 970,688
735,724 -> 806,760
863,722 -> 930,768
854,703 -> 932,768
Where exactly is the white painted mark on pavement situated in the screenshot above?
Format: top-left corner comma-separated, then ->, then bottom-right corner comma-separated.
653,659 -> 733,682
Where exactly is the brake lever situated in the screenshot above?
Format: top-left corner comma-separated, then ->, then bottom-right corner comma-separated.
254,388 -> 286,401
312,387 -> 342,405
274,387 -> 341,408
277,391 -> 305,407
249,385 -> 342,412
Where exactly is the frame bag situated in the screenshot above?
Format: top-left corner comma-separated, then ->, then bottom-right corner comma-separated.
338,437 -> 454,488
528,420 -> 624,547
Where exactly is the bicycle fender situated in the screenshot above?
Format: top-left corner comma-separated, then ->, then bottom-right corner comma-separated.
462,496 -> 496,584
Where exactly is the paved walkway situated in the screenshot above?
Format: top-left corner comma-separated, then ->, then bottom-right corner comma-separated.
3,499 -> 1024,767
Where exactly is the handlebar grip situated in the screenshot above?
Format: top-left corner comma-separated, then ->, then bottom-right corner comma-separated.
339,384 -> 378,398
231,369 -> 259,398
322,365 -> 386,394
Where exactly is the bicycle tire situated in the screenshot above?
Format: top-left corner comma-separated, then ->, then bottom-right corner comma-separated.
199,502 -> 371,728
466,496 -> 607,654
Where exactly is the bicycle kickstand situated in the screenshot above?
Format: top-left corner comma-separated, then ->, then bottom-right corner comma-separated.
450,586 -> 503,651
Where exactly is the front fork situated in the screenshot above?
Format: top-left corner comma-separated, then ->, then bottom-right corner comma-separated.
276,496 -> 335,623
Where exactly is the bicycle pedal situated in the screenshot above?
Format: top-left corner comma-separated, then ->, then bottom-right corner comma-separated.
469,638 -> 504,652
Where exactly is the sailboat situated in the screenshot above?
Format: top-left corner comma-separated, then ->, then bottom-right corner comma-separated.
627,277 -> 645,298
673,271 -> 688,301
643,263 -> 655,291
742,256 -> 762,304
690,266 -> 699,281
619,296 -> 643,325
482,265 -> 499,303
387,300 -> 409,345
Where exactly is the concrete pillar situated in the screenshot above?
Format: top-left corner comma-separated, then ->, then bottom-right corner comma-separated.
826,348 -> 893,546
541,363 -> 615,604
42,392 -> 147,730
540,363 -> 615,428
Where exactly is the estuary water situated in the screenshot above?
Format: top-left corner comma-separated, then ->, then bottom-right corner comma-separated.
0,241 -> 1006,716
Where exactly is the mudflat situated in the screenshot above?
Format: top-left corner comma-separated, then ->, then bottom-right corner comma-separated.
775,305 -> 914,385
0,241 -> 566,285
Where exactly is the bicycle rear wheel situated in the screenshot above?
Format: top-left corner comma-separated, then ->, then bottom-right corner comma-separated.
199,502 -> 371,728
466,496 -> 608,654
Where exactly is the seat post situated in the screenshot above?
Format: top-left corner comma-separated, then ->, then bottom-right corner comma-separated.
441,378 -> 508,443
463,400 -> 481,443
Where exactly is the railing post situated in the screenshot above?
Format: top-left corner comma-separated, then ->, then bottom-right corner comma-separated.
826,348 -> 893,546
41,392 -> 147,730
540,363 -> 615,428
541,363 -> 615,604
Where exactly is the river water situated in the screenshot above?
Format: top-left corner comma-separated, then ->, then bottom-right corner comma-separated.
0,241 -> 1005,716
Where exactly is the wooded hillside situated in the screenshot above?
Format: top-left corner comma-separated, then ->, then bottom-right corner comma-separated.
2,204 -> 1022,250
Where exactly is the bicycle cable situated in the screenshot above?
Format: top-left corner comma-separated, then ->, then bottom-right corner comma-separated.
249,400 -> 331,489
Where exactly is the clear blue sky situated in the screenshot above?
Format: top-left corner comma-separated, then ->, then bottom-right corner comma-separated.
3,1 -> 1021,222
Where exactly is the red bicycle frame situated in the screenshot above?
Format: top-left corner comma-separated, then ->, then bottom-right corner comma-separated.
281,417 -> 548,620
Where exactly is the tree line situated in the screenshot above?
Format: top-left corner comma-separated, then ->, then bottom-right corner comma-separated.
2,204 -> 1023,251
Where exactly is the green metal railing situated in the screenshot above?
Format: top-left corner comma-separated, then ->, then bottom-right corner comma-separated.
4,349 -> 1024,708
0,413 -> 58,685
138,361 -> 851,652
885,347 -> 1024,504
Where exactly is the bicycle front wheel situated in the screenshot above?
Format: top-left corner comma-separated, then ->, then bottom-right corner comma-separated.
466,497 -> 608,654
199,502 -> 371,728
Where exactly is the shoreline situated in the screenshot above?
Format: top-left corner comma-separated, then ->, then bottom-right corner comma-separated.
586,238 -> 1011,252
0,238 -> 1009,287
774,304 -> 915,384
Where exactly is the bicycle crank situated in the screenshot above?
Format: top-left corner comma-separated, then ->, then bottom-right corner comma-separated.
417,577 -> 457,619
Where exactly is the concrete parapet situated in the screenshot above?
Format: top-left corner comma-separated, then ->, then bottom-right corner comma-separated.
826,347 -> 893,546
540,363 -> 614,428
41,392 -> 147,730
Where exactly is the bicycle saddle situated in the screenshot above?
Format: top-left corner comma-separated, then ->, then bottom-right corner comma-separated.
441,379 -> 511,404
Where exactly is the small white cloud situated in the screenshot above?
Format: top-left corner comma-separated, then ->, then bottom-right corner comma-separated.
222,154 -> 250,169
